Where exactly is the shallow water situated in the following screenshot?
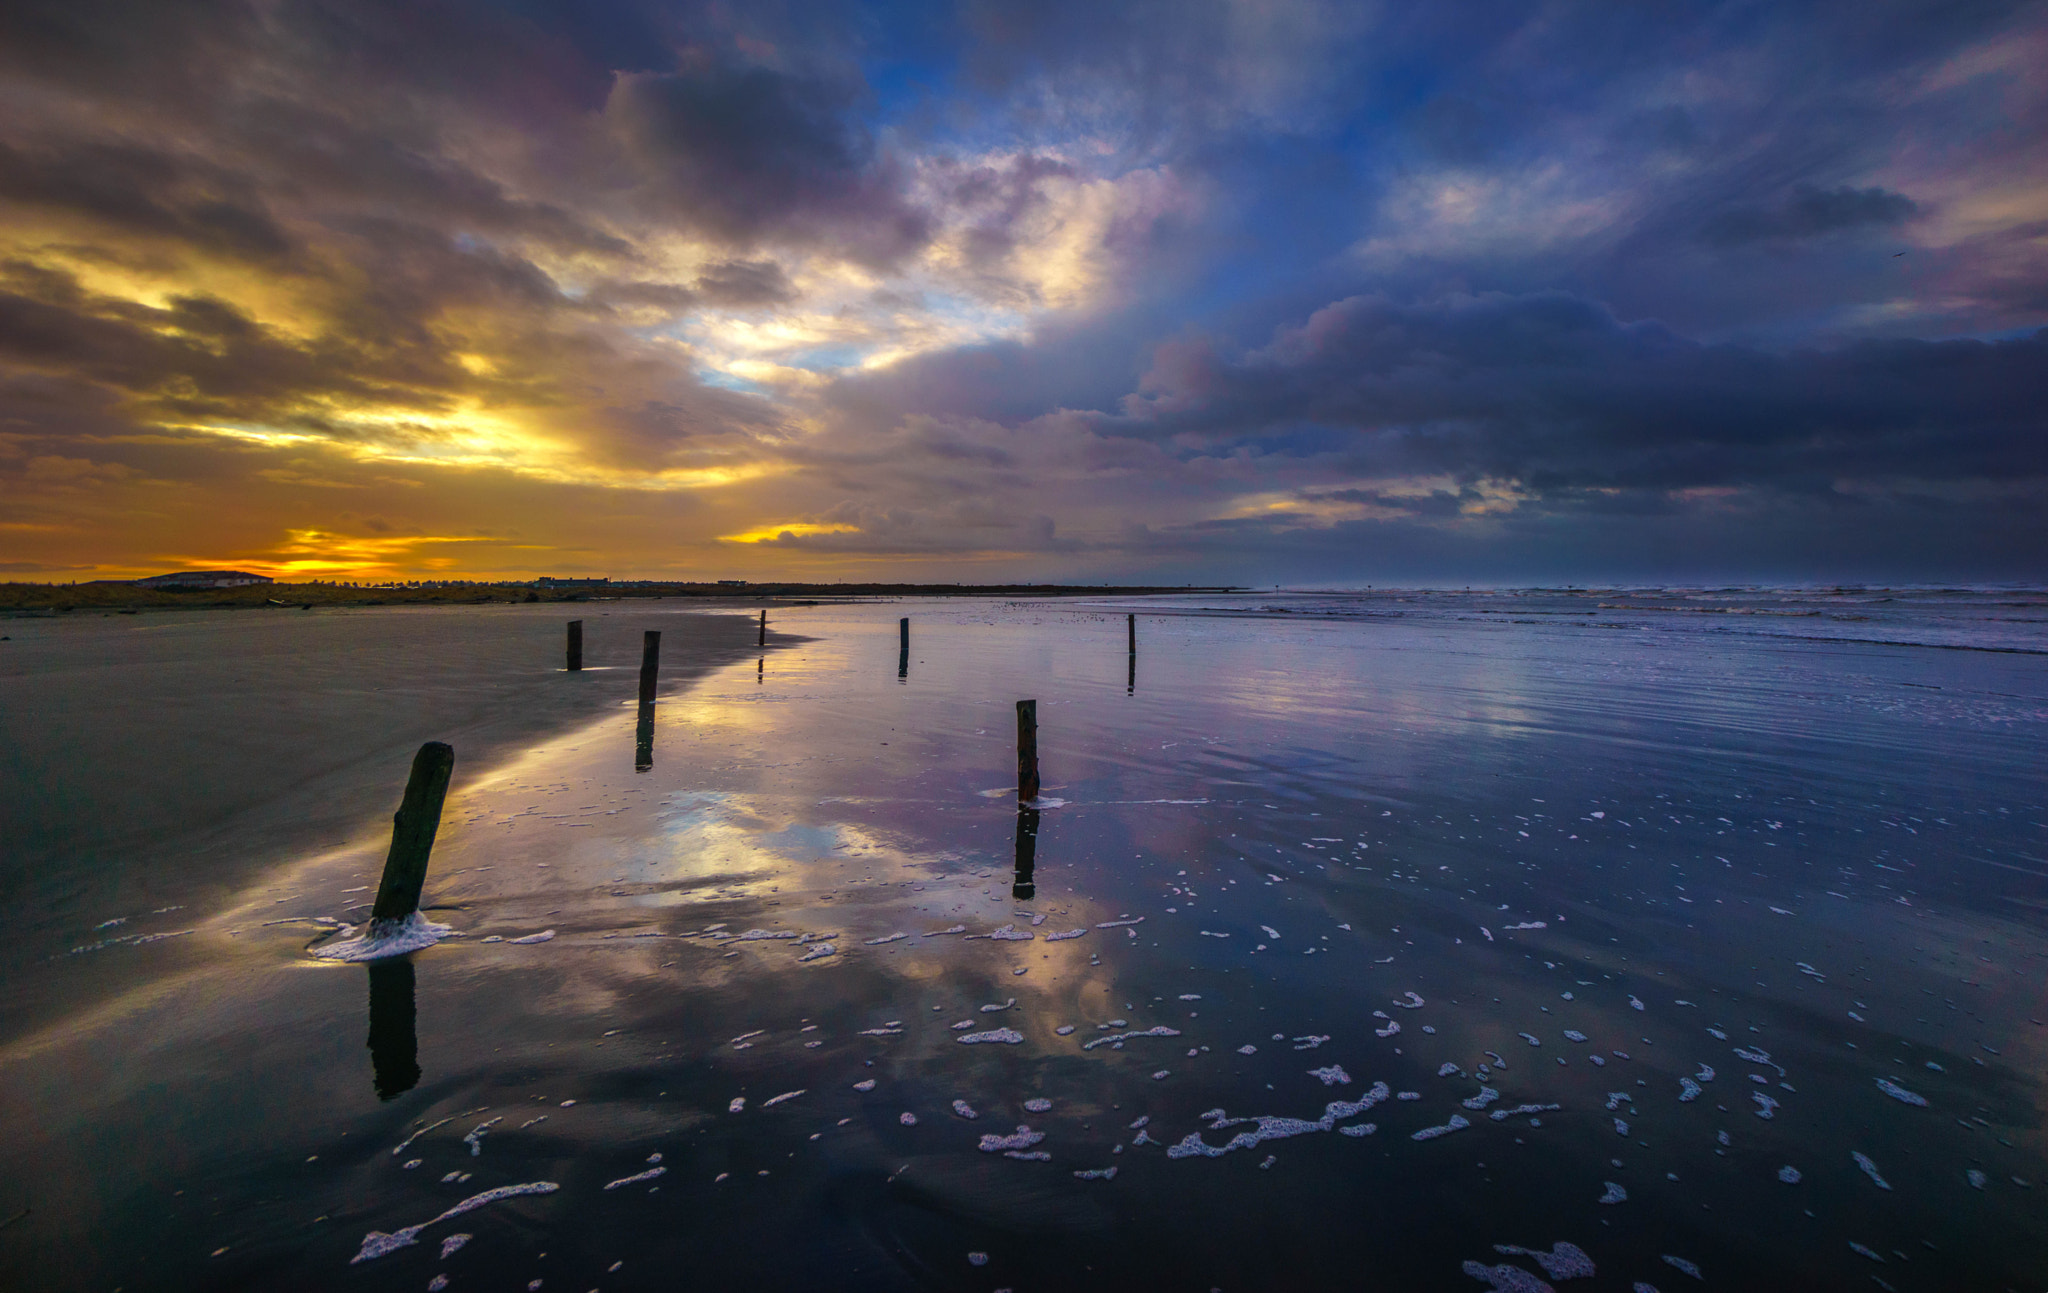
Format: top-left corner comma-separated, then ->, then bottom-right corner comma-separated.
3,590 -> 2045,1291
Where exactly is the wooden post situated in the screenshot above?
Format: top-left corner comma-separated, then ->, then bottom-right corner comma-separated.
638,629 -> 661,705
899,616 -> 909,650
1016,699 -> 1039,803
758,608 -> 766,648
566,619 -> 583,671
369,741 -> 455,927
1127,612 -> 1135,654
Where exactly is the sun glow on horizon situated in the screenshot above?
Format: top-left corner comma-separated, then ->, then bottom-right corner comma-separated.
717,521 -> 864,545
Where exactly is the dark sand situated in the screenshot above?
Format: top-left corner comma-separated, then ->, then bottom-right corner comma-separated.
0,603 -> 781,1036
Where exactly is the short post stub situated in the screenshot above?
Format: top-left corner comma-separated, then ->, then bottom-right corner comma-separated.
370,741 -> 455,925
1016,699 -> 1040,803
899,616 -> 910,649
758,609 -> 767,648
566,619 -> 583,671
638,630 -> 661,706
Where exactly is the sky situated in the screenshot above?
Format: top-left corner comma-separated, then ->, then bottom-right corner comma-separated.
1,0 -> 2044,585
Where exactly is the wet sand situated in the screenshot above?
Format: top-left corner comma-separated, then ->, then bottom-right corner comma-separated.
0,603 -> 782,1036
2,593 -> 2044,1291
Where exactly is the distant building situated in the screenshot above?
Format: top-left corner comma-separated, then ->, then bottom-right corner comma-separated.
134,570 -> 273,589
536,576 -> 611,587
717,579 -> 747,587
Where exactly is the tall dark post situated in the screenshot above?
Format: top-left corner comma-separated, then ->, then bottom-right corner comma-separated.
758,608 -> 767,648
900,616 -> 910,650
1126,613 -> 1136,694
634,700 -> 655,772
566,619 -> 583,671
1012,807 -> 1040,900
1016,699 -> 1039,803
366,958 -> 421,1100
638,630 -> 661,706
369,742 -> 455,929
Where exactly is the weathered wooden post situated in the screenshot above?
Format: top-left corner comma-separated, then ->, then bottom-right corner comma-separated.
1127,612 -> 1135,655
566,619 -> 583,671
1016,699 -> 1039,802
638,629 -> 661,706
900,616 -> 910,650
1012,807 -> 1040,899
758,608 -> 767,648
369,741 -> 455,929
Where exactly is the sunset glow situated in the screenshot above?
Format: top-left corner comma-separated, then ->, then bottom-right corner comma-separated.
1,1 -> 2042,584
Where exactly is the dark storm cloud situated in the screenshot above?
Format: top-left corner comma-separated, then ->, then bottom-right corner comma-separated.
0,140 -> 296,264
226,101 -> 633,257
0,0 -> 265,99
1105,485 -> 2048,584
692,259 -> 796,307
927,153 -> 1081,274
824,318 -> 1152,432
1698,185 -> 1922,247
0,272 -> 353,412
1109,291 -> 2048,494
607,63 -> 930,260
1302,486 -> 1480,518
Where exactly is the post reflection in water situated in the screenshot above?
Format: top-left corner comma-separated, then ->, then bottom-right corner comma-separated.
634,699 -> 656,771
897,647 -> 909,681
1127,650 -> 1135,695
757,655 -> 764,684
365,957 -> 420,1101
1012,807 -> 1039,900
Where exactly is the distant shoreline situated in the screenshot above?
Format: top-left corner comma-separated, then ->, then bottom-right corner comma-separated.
0,581 -> 1244,615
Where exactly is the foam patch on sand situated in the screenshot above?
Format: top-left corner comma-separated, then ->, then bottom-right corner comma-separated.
310,912 -> 455,962
957,1028 -> 1024,1045
350,1181 -> 558,1262
1165,1085 -> 1389,1159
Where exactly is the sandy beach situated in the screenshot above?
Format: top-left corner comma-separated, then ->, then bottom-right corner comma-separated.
1,592 -> 2045,1291
0,603 -> 782,1037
